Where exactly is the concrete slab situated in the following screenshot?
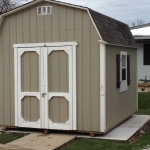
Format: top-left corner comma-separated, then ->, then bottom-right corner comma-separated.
0,144 -> 31,150
78,115 -> 150,141
6,133 -> 76,150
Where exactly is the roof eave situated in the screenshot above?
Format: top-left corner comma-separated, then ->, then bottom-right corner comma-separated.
134,36 -> 150,40
106,42 -> 139,49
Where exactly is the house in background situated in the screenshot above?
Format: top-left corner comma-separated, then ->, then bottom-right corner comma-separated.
0,0 -> 137,135
131,24 -> 150,82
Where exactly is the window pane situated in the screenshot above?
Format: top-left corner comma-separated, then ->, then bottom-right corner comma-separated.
38,7 -> 41,14
144,44 -> 150,65
122,55 -> 126,67
122,68 -> 126,81
47,6 -> 51,14
43,7 -> 46,14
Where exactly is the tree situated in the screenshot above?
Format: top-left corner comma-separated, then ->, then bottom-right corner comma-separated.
129,18 -> 145,27
0,0 -> 20,14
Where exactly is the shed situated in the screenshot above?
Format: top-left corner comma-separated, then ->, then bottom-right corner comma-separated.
131,24 -> 150,82
0,0 -> 137,134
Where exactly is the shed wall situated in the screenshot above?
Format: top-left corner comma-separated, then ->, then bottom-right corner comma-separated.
106,45 -> 137,131
0,2 -> 100,132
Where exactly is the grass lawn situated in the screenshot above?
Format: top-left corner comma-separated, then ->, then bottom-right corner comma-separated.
62,134 -> 150,150
136,93 -> 150,115
61,93 -> 150,150
0,133 -> 25,144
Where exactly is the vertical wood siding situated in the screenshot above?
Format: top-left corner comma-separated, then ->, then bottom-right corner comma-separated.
21,52 -> 39,92
21,96 -> 40,122
106,45 -> 137,131
0,1 -> 100,132
48,51 -> 68,92
49,97 -> 69,123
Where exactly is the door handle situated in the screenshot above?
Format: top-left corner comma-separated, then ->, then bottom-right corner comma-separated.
42,93 -> 46,97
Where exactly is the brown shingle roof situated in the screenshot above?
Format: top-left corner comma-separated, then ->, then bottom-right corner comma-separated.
89,9 -> 137,47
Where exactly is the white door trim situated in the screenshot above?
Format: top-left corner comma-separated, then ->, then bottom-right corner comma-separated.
14,42 -> 77,130
14,48 -> 18,126
13,42 -> 77,48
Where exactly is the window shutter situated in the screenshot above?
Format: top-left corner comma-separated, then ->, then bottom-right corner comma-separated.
127,55 -> 131,85
116,54 -> 120,88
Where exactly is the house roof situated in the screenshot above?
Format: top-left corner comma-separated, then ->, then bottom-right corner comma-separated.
0,0 -> 137,47
130,23 -> 150,43
130,23 -> 150,30
130,23 -> 150,37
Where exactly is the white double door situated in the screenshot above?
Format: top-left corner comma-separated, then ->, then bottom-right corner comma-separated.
15,45 -> 76,130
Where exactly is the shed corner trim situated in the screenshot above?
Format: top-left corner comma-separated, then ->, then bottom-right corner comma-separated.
100,42 -> 106,132
0,15 -> 4,27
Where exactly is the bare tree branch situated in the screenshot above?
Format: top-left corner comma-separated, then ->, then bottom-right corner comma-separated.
128,18 -> 146,27
0,0 -> 21,14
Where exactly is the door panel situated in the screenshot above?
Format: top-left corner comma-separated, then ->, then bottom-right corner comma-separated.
21,52 -> 39,92
17,48 -> 42,128
48,51 -> 69,92
44,46 -> 73,130
21,96 -> 40,122
49,97 -> 69,124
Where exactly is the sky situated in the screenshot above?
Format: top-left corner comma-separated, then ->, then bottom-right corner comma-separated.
23,0 -> 150,26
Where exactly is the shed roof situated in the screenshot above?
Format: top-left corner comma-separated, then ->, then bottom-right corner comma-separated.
89,9 -> 136,47
0,0 -> 137,47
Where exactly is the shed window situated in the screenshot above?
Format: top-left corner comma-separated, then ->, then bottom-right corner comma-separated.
120,52 -> 127,92
144,44 -> 150,65
37,6 -> 52,15
122,55 -> 127,81
116,51 -> 131,92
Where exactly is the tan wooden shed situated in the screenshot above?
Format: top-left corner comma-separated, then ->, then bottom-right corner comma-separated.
0,0 -> 137,134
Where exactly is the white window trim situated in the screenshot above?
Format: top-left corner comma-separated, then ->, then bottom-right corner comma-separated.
120,51 -> 128,92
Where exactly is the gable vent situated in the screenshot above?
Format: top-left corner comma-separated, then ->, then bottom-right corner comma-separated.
37,6 -> 52,15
